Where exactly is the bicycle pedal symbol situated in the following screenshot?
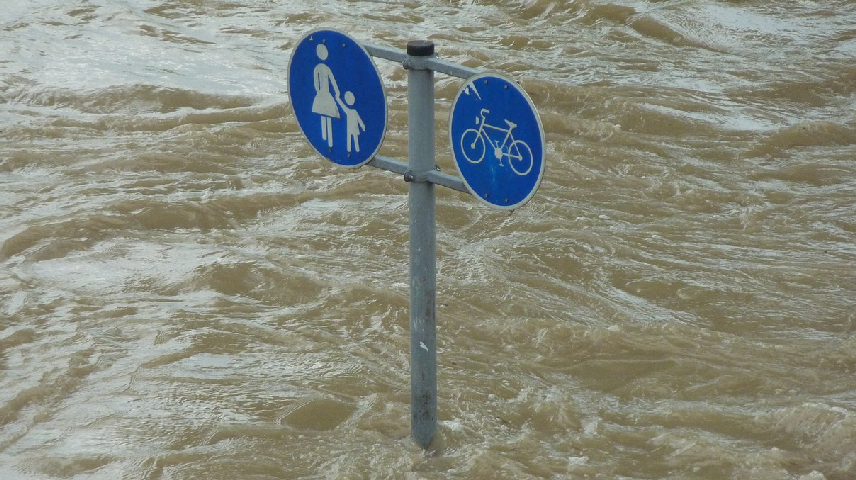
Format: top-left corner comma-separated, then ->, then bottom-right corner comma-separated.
460,108 -> 533,176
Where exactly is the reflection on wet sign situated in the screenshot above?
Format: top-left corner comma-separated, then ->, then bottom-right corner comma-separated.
288,29 -> 387,167
450,73 -> 545,209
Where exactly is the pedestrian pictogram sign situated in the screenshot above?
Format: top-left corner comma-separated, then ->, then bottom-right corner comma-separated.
450,73 -> 545,209
288,29 -> 387,168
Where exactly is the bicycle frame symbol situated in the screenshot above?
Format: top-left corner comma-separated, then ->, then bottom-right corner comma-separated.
460,108 -> 534,176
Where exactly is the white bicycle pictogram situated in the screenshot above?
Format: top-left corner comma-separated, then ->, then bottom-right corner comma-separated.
460,108 -> 534,176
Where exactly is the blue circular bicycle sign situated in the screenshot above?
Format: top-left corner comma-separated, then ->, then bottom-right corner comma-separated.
288,29 -> 387,168
450,73 -> 545,209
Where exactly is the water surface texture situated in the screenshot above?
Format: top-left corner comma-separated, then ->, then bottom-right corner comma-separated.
2,1 -> 855,479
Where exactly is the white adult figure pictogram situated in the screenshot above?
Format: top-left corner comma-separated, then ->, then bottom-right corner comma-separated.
312,43 -> 341,148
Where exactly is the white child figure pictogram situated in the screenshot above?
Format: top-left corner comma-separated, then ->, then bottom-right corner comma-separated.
336,91 -> 365,153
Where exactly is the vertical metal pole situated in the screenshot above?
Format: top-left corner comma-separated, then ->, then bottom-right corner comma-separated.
406,39 -> 436,449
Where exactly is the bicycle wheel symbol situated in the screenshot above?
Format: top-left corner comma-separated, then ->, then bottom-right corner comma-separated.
508,140 -> 533,176
460,128 -> 486,164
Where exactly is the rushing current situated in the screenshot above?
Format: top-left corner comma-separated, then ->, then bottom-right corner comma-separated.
2,1 -> 855,479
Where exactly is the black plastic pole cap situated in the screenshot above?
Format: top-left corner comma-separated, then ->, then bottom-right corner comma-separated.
407,40 -> 435,57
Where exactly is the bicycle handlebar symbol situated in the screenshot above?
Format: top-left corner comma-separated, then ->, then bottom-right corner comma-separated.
460,108 -> 534,176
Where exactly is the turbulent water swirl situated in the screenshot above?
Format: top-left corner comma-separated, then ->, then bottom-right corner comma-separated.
1,1 -> 855,479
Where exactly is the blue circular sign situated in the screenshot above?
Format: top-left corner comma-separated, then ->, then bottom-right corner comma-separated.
288,29 -> 387,168
450,73 -> 545,209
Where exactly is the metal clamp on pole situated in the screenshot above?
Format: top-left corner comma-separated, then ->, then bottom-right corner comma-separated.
406,39 -> 438,450
403,170 -> 430,183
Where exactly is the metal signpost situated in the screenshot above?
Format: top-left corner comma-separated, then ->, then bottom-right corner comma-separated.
288,29 -> 546,449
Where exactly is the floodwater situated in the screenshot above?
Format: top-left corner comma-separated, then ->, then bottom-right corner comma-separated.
2,0 -> 855,478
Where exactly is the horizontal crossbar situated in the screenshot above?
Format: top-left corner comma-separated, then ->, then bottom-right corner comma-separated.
369,155 -> 469,194
362,42 -> 482,79
359,41 -> 474,196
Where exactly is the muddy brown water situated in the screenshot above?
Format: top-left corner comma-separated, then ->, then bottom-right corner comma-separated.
2,1 -> 855,479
